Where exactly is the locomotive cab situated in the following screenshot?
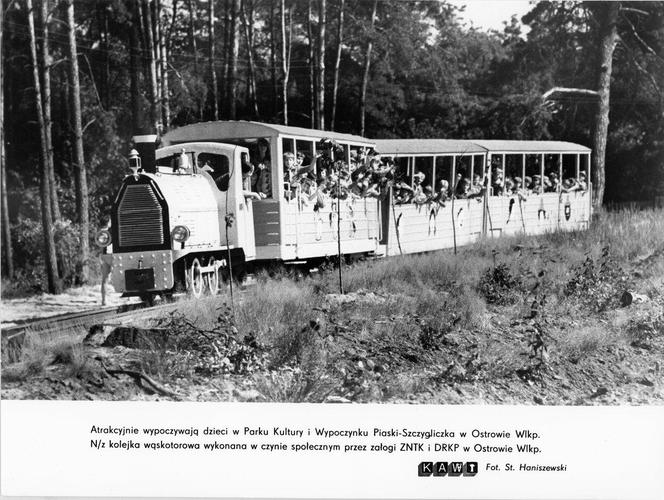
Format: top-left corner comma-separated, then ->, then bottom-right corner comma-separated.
99,142 -> 255,300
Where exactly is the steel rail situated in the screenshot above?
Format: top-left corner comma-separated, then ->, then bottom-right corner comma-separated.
1,301 -> 180,348
1,278 -> 257,349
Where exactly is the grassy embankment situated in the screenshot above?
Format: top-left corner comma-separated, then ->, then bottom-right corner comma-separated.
3,208 -> 664,403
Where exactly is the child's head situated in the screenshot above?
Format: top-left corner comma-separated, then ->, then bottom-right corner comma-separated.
284,152 -> 296,169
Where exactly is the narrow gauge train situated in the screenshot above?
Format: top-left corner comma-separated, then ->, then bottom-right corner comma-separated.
97,121 -> 591,301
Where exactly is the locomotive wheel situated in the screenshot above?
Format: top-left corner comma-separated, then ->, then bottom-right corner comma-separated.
207,256 -> 219,295
189,258 -> 204,298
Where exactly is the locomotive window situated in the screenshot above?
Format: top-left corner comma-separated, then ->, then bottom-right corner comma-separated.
198,153 -> 230,192
157,152 -> 196,172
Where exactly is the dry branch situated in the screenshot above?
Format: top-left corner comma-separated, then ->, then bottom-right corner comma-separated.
97,356 -> 181,400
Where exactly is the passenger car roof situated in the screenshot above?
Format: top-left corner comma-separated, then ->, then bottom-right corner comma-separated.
374,138 -> 590,155
373,139 -> 486,155
470,140 -> 590,153
162,121 -> 373,146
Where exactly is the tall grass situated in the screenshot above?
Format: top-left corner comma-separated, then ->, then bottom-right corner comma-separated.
332,250 -> 484,295
177,208 -> 664,371
2,332 -> 94,382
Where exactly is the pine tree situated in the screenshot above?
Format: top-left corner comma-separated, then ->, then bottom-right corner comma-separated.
0,0 -> 13,278
316,0 -> 325,130
66,0 -> 90,284
360,0 -> 377,137
27,0 -> 61,294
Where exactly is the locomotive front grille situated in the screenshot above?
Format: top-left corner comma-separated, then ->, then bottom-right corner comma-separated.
117,184 -> 165,247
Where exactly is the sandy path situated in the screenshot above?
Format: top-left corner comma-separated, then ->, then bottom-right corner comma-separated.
1,285 -> 139,326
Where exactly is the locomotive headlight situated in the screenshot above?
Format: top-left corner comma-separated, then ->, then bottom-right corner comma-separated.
171,225 -> 190,242
95,229 -> 112,247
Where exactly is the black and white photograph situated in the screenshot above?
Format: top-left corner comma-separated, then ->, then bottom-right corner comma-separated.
0,0 -> 663,498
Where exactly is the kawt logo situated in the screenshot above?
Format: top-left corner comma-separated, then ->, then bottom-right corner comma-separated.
418,461 -> 478,477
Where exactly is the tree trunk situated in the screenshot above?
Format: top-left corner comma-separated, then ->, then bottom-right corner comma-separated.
187,0 -> 199,72
41,0 -> 60,222
67,0 -> 90,284
27,0 -> 61,294
222,0 -> 230,110
166,0 -> 179,50
137,0 -> 149,82
226,0 -> 239,119
316,0 -> 326,130
101,5 -> 111,108
0,137 -> 11,279
280,0 -> 289,124
0,1 -> 13,278
330,0 -> 344,130
591,2 -> 620,209
159,0 -> 171,129
269,1 -> 278,117
307,1 -> 315,128
240,0 -> 259,117
129,1 -> 143,132
185,0 -> 203,119
143,0 -> 161,132
154,0 -> 163,113
360,0 -> 377,137
209,0 -> 219,120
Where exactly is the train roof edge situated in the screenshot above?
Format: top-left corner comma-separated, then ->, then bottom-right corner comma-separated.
162,120 -> 373,146
374,138 -> 591,155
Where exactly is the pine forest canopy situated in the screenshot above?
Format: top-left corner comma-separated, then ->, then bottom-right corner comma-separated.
1,0 -> 663,292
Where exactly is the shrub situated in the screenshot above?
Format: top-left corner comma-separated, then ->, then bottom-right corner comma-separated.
8,217 -> 95,293
252,369 -> 337,403
626,306 -> 664,347
565,246 -> 631,311
139,307 -> 269,380
478,263 -> 522,305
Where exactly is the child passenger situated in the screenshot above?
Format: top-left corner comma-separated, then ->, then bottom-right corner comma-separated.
241,153 -> 265,201
434,179 -> 450,205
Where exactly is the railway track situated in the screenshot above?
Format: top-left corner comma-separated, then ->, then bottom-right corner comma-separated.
1,300 -> 182,348
1,277 -> 257,350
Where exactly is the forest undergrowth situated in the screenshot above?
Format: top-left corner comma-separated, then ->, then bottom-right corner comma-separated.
2,208 -> 664,404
